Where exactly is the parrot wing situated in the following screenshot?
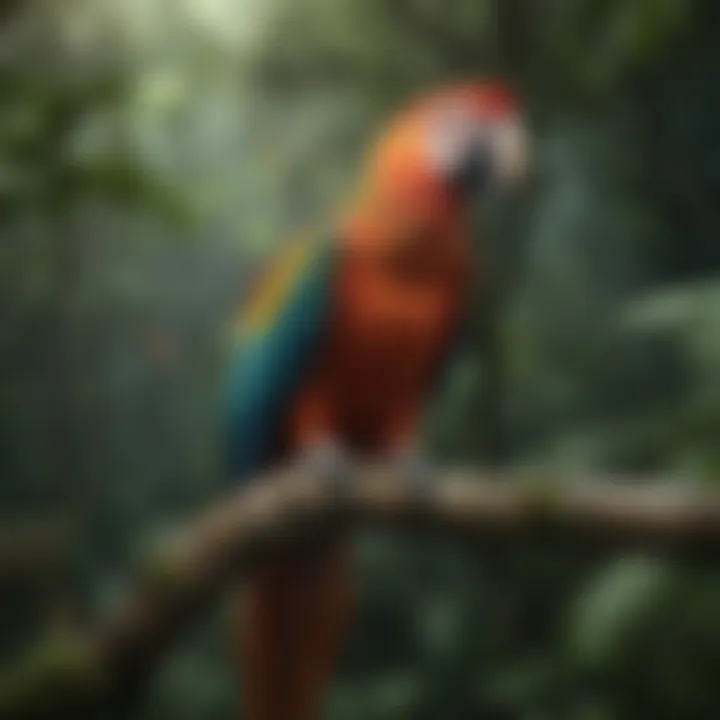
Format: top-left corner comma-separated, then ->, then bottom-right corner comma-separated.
222,234 -> 336,482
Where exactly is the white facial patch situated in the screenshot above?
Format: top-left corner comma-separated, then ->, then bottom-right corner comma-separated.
425,102 -> 484,179
425,102 -> 529,188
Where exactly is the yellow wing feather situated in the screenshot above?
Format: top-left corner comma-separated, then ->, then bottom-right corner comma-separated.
233,234 -> 318,341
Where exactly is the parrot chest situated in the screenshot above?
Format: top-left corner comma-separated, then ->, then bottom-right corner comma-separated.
337,272 -> 450,353
326,258 -> 461,420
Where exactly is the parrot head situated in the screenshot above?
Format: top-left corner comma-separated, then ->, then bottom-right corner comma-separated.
344,80 -> 529,250
370,80 -> 528,204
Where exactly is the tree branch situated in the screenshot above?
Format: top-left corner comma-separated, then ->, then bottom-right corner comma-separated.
2,464 -> 720,717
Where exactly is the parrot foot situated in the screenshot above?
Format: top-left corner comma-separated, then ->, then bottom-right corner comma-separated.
297,438 -> 353,497
392,444 -> 436,501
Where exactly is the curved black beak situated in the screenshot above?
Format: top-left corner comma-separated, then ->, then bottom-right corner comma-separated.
448,142 -> 493,199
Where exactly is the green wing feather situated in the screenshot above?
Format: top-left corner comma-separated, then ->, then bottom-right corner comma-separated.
222,234 -> 336,482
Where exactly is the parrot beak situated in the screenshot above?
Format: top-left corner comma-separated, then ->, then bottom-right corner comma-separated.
446,115 -> 529,202
448,143 -> 493,198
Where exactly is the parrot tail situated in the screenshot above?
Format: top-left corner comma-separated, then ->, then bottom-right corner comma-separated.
234,539 -> 353,720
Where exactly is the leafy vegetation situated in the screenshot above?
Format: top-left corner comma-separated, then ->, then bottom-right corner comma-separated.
1,0 -> 719,718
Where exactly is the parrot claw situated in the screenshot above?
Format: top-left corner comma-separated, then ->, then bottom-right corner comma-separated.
393,445 -> 436,500
297,438 -> 352,496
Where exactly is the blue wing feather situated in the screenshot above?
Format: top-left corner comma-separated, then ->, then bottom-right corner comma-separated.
222,237 -> 335,482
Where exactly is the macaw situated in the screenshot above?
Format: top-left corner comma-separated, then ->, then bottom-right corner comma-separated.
223,80 -> 528,720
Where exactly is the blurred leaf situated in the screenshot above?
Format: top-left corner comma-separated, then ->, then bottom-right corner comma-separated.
566,554 -> 678,671
625,282 -> 720,333
76,155 -> 195,227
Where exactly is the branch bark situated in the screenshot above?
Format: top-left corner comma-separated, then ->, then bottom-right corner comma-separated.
2,464 -> 720,718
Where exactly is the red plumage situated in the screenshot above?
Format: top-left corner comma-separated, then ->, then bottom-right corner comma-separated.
237,79 -> 523,720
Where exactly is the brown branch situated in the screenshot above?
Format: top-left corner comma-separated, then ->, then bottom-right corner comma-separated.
2,465 -> 720,718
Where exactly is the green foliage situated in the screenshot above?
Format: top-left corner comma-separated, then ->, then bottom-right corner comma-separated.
0,629 -> 104,717
551,0 -> 695,95
0,0 -> 719,718
566,555 -> 678,670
